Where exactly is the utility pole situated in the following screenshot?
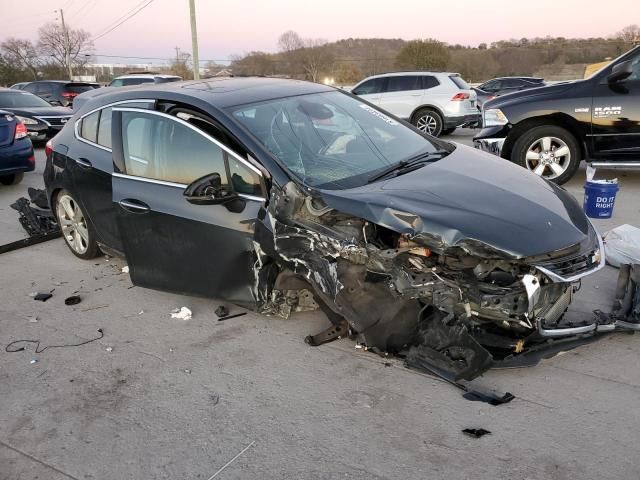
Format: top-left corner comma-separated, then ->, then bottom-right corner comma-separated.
58,9 -> 73,80
188,0 -> 200,80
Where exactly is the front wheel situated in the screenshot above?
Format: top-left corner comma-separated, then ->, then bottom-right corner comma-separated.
511,125 -> 580,184
412,108 -> 443,137
0,173 -> 24,185
55,190 -> 100,259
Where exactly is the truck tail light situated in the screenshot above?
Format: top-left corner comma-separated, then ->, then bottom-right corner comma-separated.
62,92 -> 78,98
15,122 -> 28,139
45,139 -> 53,157
451,93 -> 470,101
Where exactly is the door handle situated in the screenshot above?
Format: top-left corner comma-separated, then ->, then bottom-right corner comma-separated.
119,198 -> 150,213
76,157 -> 92,168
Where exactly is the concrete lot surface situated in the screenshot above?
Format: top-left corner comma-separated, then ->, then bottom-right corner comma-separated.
1,131 -> 640,479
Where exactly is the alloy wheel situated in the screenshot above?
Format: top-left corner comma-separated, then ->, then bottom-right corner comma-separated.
525,136 -> 571,179
56,194 -> 89,255
416,114 -> 438,135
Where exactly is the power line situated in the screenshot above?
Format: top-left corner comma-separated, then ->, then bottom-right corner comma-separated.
92,0 -> 156,41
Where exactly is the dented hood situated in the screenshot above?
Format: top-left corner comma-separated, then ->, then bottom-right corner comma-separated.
319,144 -> 590,258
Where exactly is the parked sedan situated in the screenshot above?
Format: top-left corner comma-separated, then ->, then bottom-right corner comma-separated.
473,77 -> 546,109
0,89 -> 73,142
0,110 -> 34,185
45,78 -> 606,381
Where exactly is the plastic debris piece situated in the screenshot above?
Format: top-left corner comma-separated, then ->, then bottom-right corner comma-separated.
64,295 -> 82,306
604,224 -> 640,268
122,266 -> 129,273
29,292 -> 37,297
105,346 -> 113,353
30,359 -> 38,364
27,315 -> 39,323
462,428 -> 491,438
138,310 -> 144,315
171,307 -> 192,321
215,305 -> 229,318
34,293 -> 52,302
184,369 -> 191,374
217,312 -> 246,321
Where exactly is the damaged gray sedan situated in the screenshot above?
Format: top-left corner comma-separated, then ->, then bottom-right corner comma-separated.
45,78 -> 605,382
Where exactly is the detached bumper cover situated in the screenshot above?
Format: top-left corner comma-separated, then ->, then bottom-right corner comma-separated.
445,113 -> 481,129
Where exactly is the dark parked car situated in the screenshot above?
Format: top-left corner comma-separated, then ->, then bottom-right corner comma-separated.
0,88 -> 73,142
473,77 -> 545,109
474,46 -> 640,183
0,109 -> 34,185
45,77 -> 607,381
22,81 -> 99,107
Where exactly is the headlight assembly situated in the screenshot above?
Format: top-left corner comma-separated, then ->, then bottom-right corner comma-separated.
483,109 -> 508,127
15,115 -> 39,125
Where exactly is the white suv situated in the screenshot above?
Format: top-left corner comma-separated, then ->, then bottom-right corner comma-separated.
351,72 -> 480,136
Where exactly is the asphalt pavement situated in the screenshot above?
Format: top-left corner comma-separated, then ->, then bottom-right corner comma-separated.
1,130 -> 640,479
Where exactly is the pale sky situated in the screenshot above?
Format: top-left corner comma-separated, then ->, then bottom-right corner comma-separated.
1,0 -> 638,64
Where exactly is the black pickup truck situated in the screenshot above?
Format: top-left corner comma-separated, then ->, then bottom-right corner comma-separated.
474,45 -> 640,184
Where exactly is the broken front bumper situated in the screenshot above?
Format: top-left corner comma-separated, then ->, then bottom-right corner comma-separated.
473,137 -> 505,156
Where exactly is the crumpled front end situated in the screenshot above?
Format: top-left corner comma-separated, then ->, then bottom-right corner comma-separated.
255,180 -> 605,381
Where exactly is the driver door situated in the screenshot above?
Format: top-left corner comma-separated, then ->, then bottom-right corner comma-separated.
111,106 -> 266,307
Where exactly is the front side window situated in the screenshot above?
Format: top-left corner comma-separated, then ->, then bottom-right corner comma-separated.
120,110 -> 262,197
385,76 -> 422,92
352,78 -> 384,95
232,91 -> 449,190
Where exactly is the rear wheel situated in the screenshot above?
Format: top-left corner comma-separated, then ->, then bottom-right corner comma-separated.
413,108 -> 443,137
55,190 -> 100,259
0,173 -> 24,185
511,125 -> 580,184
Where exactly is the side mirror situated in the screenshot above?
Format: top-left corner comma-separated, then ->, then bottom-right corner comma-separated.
183,172 -> 246,212
607,60 -> 633,84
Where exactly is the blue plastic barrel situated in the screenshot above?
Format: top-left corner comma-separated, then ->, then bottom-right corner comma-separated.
583,181 -> 619,218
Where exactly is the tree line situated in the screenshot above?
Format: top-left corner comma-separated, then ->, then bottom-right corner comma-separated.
1,23 -> 638,86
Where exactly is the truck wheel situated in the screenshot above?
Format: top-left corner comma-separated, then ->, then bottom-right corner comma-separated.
0,173 -> 24,185
55,190 -> 100,259
413,108 -> 443,136
511,125 -> 580,184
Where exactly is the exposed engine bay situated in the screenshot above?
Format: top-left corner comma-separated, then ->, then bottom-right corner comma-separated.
256,181 -> 608,382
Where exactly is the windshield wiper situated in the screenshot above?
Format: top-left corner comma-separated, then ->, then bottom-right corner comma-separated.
367,150 -> 448,183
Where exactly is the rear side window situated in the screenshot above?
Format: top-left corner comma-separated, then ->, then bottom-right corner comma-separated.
352,78 -> 384,95
422,76 -> 440,89
449,75 -> 470,90
66,84 -> 94,93
22,84 -> 37,93
80,111 -> 99,143
36,83 -> 54,95
97,107 -> 112,148
385,76 -> 422,92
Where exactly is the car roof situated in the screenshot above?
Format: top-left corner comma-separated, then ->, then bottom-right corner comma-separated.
363,72 -> 459,79
24,80 -> 95,85
77,77 -> 334,111
486,76 -> 544,82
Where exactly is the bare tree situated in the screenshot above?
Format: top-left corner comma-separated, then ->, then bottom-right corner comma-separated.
37,22 -> 93,78
170,50 -> 193,79
1,38 -> 41,80
301,39 -> 333,82
278,30 -> 304,52
616,24 -> 640,45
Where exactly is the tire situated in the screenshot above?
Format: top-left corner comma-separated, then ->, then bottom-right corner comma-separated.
412,108 -> 443,137
0,173 -> 24,185
441,127 -> 456,136
54,190 -> 100,259
511,125 -> 580,184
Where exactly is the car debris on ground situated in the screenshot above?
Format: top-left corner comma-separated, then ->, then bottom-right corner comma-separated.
171,307 -> 192,321
462,428 -> 491,438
